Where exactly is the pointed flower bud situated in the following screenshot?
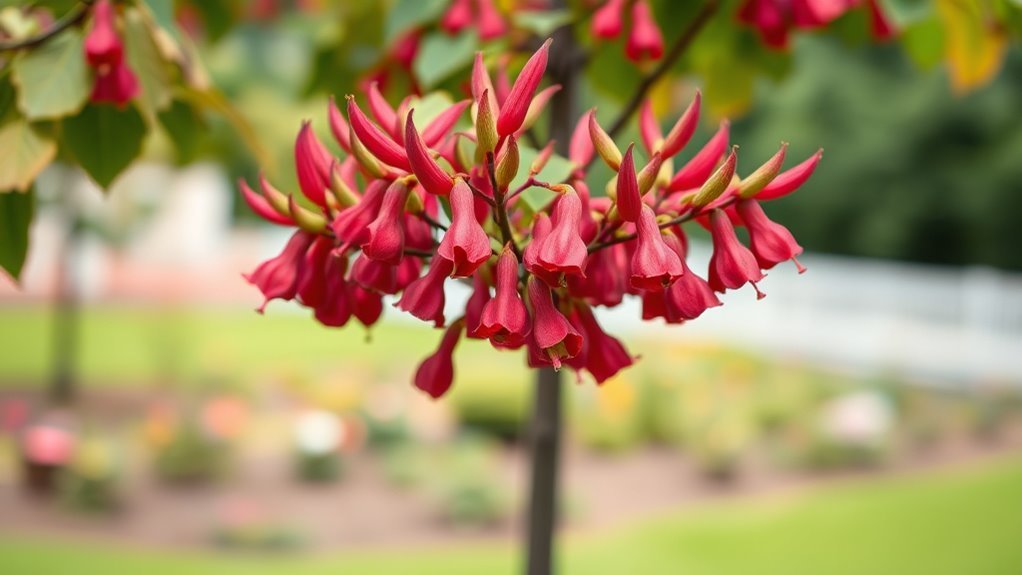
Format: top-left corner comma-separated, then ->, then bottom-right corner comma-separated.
329,160 -> 360,209
438,179 -> 492,277
440,0 -> 473,35
287,195 -> 328,234
736,198 -> 805,272
396,256 -> 454,326
530,141 -> 555,176
475,89 -> 498,155
756,148 -> 823,201
739,143 -> 787,198
347,96 -> 410,171
574,305 -> 634,384
692,146 -> 738,207
592,0 -> 627,39
423,100 -> 471,147
328,96 -> 352,152
332,179 -> 388,249
472,52 -> 500,113
476,245 -> 530,349
660,91 -> 701,159
405,111 -> 455,196
589,110 -> 623,170
364,179 -> 411,265
638,100 -> 663,155
414,319 -> 463,399
239,179 -> 294,226
615,145 -> 642,222
536,186 -> 588,280
630,205 -> 684,291
669,120 -> 730,192
367,82 -> 399,139
518,85 -> 562,136
477,0 -> 508,40
526,278 -> 583,370
295,122 -> 333,208
497,39 -> 551,137
637,152 -> 663,195
708,209 -> 765,297
625,0 -> 665,62
243,230 -> 315,313
569,112 -> 594,169
495,137 -> 520,190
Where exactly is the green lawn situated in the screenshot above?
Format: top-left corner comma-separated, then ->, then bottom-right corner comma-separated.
3,456 -> 1021,574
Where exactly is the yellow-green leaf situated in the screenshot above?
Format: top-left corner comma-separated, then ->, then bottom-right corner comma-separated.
11,29 -> 91,120
0,119 -> 56,192
123,7 -> 173,119
937,0 -> 1007,93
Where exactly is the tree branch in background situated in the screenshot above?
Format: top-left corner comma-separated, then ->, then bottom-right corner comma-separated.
0,1 -> 95,53
606,0 -> 720,138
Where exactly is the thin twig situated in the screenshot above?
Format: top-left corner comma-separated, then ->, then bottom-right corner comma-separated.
403,247 -> 434,258
486,152 -> 521,258
605,0 -> 720,138
417,212 -> 448,231
0,1 -> 94,52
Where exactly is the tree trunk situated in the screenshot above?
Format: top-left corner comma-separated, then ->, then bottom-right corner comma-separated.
524,8 -> 580,574
50,218 -> 79,405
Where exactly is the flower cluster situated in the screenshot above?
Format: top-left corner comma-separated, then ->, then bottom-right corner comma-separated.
591,0 -> 665,62
738,0 -> 894,50
241,39 -> 820,399
83,0 -> 139,106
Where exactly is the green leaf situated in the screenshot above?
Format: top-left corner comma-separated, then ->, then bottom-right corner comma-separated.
902,17 -> 945,70
513,145 -> 575,212
0,186 -> 34,282
384,0 -> 447,44
158,99 -> 205,164
410,91 -> 455,128
0,119 -> 57,192
123,7 -> 173,118
513,10 -> 572,37
61,104 -> 147,189
413,32 -> 477,90
11,29 -> 91,120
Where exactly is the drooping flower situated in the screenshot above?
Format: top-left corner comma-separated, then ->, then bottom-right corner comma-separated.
625,0 -> 665,62
90,63 -> 140,106
364,179 -> 410,265
476,0 -> 508,40
414,320 -> 464,399
396,257 -> 454,326
476,245 -> 530,349
296,235 -> 334,308
464,273 -> 492,338
526,277 -> 583,370
661,233 -> 721,321
592,0 -> 627,39
440,0 -> 473,35
438,179 -> 492,277
572,304 -> 634,384
332,180 -> 388,250
85,0 -> 123,66
524,213 -> 562,287
535,186 -> 588,282
738,0 -> 858,50
244,230 -> 315,313
736,198 -> 806,272
350,284 -> 384,327
630,205 -> 684,291
615,145 -> 642,223
313,252 -> 353,327
707,209 -> 765,298
351,255 -> 399,294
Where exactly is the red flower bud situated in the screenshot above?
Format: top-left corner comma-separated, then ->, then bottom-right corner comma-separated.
465,273 -> 492,338
755,148 -> 822,200
351,254 -> 399,294
438,179 -> 492,277
497,39 -> 551,137
405,111 -> 455,196
536,186 -> 588,281
347,96 -> 411,171
85,0 -> 122,67
615,145 -> 642,223
391,29 -> 421,71
364,179 -> 410,265
328,96 -> 352,153
396,256 -> 454,326
630,205 -> 684,291
638,100 -> 662,155
90,62 -> 138,106
660,91 -> 701,160
736,198 -> 805,272
592,0 -> 627,39
423,100 -> 472,147
295,122 -> 333,208
243,230 -> 315,313
472,52 -> 500,114
569,112 -> 594,170
441,0 -> 473,35
238,179 -> 294,226
708,209 -> 765,298
625,0 -> 664,62
476,245 -> 530,349
414,320 -> 463,399
477,0 -> 508,40
332,179 -> 388,250
573,304 -> 634,384
669,120 -> 730,192
526,278 -> 583,370
313,252 -> 353,327
367,81 -> 399,140
350,284 -> 384,327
